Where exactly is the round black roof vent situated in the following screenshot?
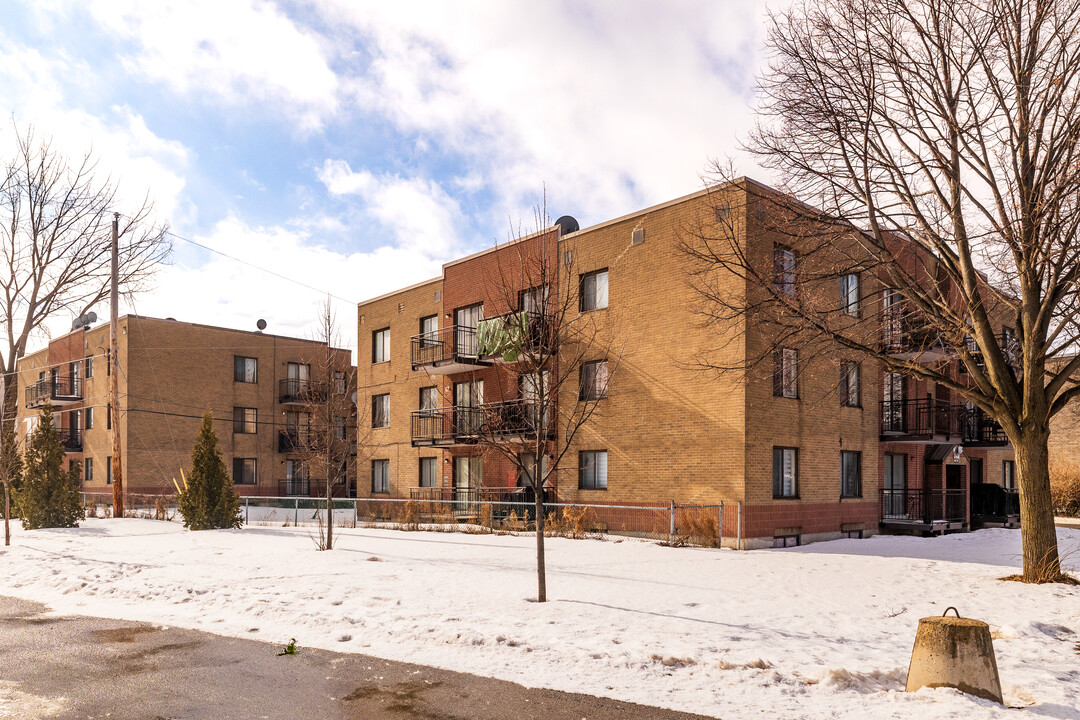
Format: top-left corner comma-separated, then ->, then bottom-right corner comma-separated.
555,215 -> 579,235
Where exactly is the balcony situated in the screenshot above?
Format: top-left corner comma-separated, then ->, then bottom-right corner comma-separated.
58,429 -> 82,452
410,325 -> 492,374
960,408 -> 1009,447
970,484 -> 1020,527
25,376 -> 82,408
880,488 -> 966,533
882,317 -> 948,362
277,478 -> 345,497
278,428 -> 312,453
279,379 -> 328,405
964,331 -> 1022,372
880,398 -> 961,442
476,311 -> 555,362
410,400 -> 552,447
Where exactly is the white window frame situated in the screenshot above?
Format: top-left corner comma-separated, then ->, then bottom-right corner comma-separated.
372,328 -> 391,363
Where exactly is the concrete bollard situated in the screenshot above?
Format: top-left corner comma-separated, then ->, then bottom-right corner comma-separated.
906,607 -> 1003,703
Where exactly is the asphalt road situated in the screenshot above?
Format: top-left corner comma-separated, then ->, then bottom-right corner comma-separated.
0,596 -> 716,720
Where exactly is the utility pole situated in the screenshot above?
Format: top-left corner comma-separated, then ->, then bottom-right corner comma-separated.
110,212 -> 124,518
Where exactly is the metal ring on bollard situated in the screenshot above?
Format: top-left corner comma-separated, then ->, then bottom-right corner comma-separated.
943,606 -> 960,618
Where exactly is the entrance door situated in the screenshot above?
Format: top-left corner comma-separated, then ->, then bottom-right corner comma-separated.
946,464 -> 964,521
453,456 -> 481,513
883,453 -> 906,518
455,304 -> 483,357
454,380 -> 483,436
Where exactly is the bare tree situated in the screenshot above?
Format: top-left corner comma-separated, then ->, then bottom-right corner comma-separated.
0,123 -> 169,538
684,0 -> 1080,581
459,208 -> 620,602
290,301 -> 357,550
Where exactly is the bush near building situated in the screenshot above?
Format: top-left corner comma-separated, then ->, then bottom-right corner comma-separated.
177,412 -> 242,531
15,403 -> 84,529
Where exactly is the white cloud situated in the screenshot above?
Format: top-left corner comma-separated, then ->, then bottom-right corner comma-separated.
73,0 -> 339,131
0,32 -> 187,234
318,160 -> 464,256
120,215 -> 444,353
322,0 -> 770,225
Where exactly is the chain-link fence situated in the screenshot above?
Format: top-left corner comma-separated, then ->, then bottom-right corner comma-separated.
79,493 -> 729,548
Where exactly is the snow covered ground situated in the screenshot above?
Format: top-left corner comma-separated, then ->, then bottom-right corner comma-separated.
2,520 -> 1078,719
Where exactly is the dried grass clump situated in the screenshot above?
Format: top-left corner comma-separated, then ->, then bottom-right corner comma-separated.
1050,462 -> 1080,517
677,507 -> 720,548
1000,546 -> 1079,585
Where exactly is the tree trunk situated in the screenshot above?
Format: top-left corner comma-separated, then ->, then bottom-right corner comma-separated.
326,473 -> 334,551
534,489 -> 547,602
1014,428 -> 1062,581
3,481 -> 9,546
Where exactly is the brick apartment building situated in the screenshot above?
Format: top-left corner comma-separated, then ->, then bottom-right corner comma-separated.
356,179 -> 1020,549
16,316 -> 355,498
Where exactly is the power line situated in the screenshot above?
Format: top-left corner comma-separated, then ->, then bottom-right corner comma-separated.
152,224 -> 358,306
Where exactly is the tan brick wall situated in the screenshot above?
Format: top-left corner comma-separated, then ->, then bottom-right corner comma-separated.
357,279 -> 443,497
17,316 -> 352,497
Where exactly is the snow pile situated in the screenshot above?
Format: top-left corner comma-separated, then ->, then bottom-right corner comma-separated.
2,520 -> 1078,719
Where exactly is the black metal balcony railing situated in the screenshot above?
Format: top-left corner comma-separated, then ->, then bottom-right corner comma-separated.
880,488 -> 966,524
410,400 -> 551,446
960,408 -> 1009,446
410,313 -> 555,371
882,314 -> 946,358
58,428 -> 82,452
965,331 -> 1022,370
970,484 -> 1020,522
278,428 -> 313,453
410,325 -> 481,369
25,375 -> 82,408
276,479 -> 344,497
278,379 -> 328,404
880,398 -> 959,438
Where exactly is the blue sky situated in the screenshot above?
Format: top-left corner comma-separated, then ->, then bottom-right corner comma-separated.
1,0 -> 768,350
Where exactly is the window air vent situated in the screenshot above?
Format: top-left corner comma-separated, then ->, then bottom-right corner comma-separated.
631,228 -> 645,245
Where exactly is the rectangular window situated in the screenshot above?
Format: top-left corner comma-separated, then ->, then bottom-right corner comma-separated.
520,285 -> 549,314
372,394 -> 389,428
579,450 -> 608,490
841,362 -> 860,407
107,403 -> 112,430
334,371 -> 346,395
773,348 -> 798,399
84,407 -> 93,430
772,535 -> 800,548
841,273 -> 860,316
580,360 -> 609,400
419,457 -> 437,488
335,416 -> 347,440
106,456 -> 112,485
419,315 -> 438,348
233,407 -> 257,434
1003,460 -> 1016,490
106,348 -> 110,376
234,356 -> 257,383
772,447 -> 798,498
841,451 -> 861,497
882,288 -> 903,347
232,458 -> 257,485
773,245 -> 797,298
85,457 -> 93,483
419,386 -> 438,413
85,356 -> 94,378
580,269 -> 609,311
372,328 -> 391,363
372,459 -> 390,494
